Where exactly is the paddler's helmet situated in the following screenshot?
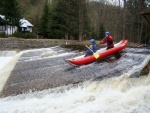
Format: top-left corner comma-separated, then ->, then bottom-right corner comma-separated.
90,39 -> 95,43
105,31 -> 110,35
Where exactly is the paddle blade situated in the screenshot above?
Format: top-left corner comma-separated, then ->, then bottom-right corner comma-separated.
93,53 -> 99,59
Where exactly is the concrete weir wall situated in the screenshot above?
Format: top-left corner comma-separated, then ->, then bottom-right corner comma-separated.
0,37 -> 79,50
0,38 -> 84,97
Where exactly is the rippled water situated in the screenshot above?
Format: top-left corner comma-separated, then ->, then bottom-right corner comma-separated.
0,47 -> 149,113
16,47 -> 150,80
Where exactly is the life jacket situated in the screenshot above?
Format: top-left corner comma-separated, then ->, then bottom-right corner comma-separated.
106,36 -> 113,46
92,44 -> 97,52
89,44 -> 97,52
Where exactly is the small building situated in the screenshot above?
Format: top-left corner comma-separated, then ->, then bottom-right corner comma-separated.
20,18 -> 33,32
0,14 -> 33,35
0,15 -> 5,20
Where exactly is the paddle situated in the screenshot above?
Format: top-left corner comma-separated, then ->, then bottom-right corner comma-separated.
85,45 -> 99,59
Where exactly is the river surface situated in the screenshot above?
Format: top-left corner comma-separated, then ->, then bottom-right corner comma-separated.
0,46 -> 150,113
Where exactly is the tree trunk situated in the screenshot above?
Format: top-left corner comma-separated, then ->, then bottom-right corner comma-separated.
139,21 -> 144,44
79,0 -> 84,42
130,20 -> 134,43
145,26 -> 147,45
119,0 -> 120,7
123,0 -> 127,39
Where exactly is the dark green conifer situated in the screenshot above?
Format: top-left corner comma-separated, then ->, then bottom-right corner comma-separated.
40,0 -> 50,38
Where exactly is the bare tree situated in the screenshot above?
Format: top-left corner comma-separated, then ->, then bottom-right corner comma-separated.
123,0 -> 127,39
79,0 -> 84,41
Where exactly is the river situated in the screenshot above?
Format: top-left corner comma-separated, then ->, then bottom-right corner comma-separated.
0,47 -> 149,113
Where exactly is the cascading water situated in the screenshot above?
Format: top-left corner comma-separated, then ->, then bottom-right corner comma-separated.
0,51 -> 17,68
0,47 -> 149,113
0,50 -> 22,92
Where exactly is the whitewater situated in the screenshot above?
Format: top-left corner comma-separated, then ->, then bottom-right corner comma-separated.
0,47 -> 149,113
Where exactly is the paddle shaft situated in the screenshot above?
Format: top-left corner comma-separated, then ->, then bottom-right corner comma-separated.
85,45 -> 94,53
85,45 -> 99,59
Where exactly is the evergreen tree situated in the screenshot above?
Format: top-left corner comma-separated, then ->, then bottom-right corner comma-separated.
65,0 -> 79,39
0,1 -> 3,14
91,31 -> 98,39
40,0 -> 50,38
83,4 -> 91,40
99,23 -> 105,39
3,0 -> 21,26
0,0 -> 5,14
49,0 -> 68,39
49,0 -> 90,40
0,0 -> 21,36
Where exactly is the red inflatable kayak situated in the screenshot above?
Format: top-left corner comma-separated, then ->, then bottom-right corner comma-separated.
66,40 -> 128,66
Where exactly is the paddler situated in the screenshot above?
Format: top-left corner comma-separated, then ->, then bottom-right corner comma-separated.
137,43 -> 142,48
100,31 -> 114,50
84,39 -> 97,57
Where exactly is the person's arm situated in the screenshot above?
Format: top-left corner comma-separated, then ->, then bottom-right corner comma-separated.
100,37 -> 107,44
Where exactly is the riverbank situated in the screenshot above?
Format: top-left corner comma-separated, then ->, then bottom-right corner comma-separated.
0,37 -> 146,50
0,37 -> 73,50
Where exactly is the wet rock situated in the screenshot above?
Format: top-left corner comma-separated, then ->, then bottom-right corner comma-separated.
141,61 -> 150,75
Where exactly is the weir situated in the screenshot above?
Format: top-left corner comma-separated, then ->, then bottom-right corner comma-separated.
0,47 -> 149,98
0,47 -> 149,112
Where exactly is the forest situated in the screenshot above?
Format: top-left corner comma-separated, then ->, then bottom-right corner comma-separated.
0,0 -> 150,44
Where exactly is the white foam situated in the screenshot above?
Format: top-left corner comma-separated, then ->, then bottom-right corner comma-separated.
0,57 -> 13,69
0,52 -> 23,92
0,74 -> 150,113
0,51 -> 17,57
19,47 -> 77,62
